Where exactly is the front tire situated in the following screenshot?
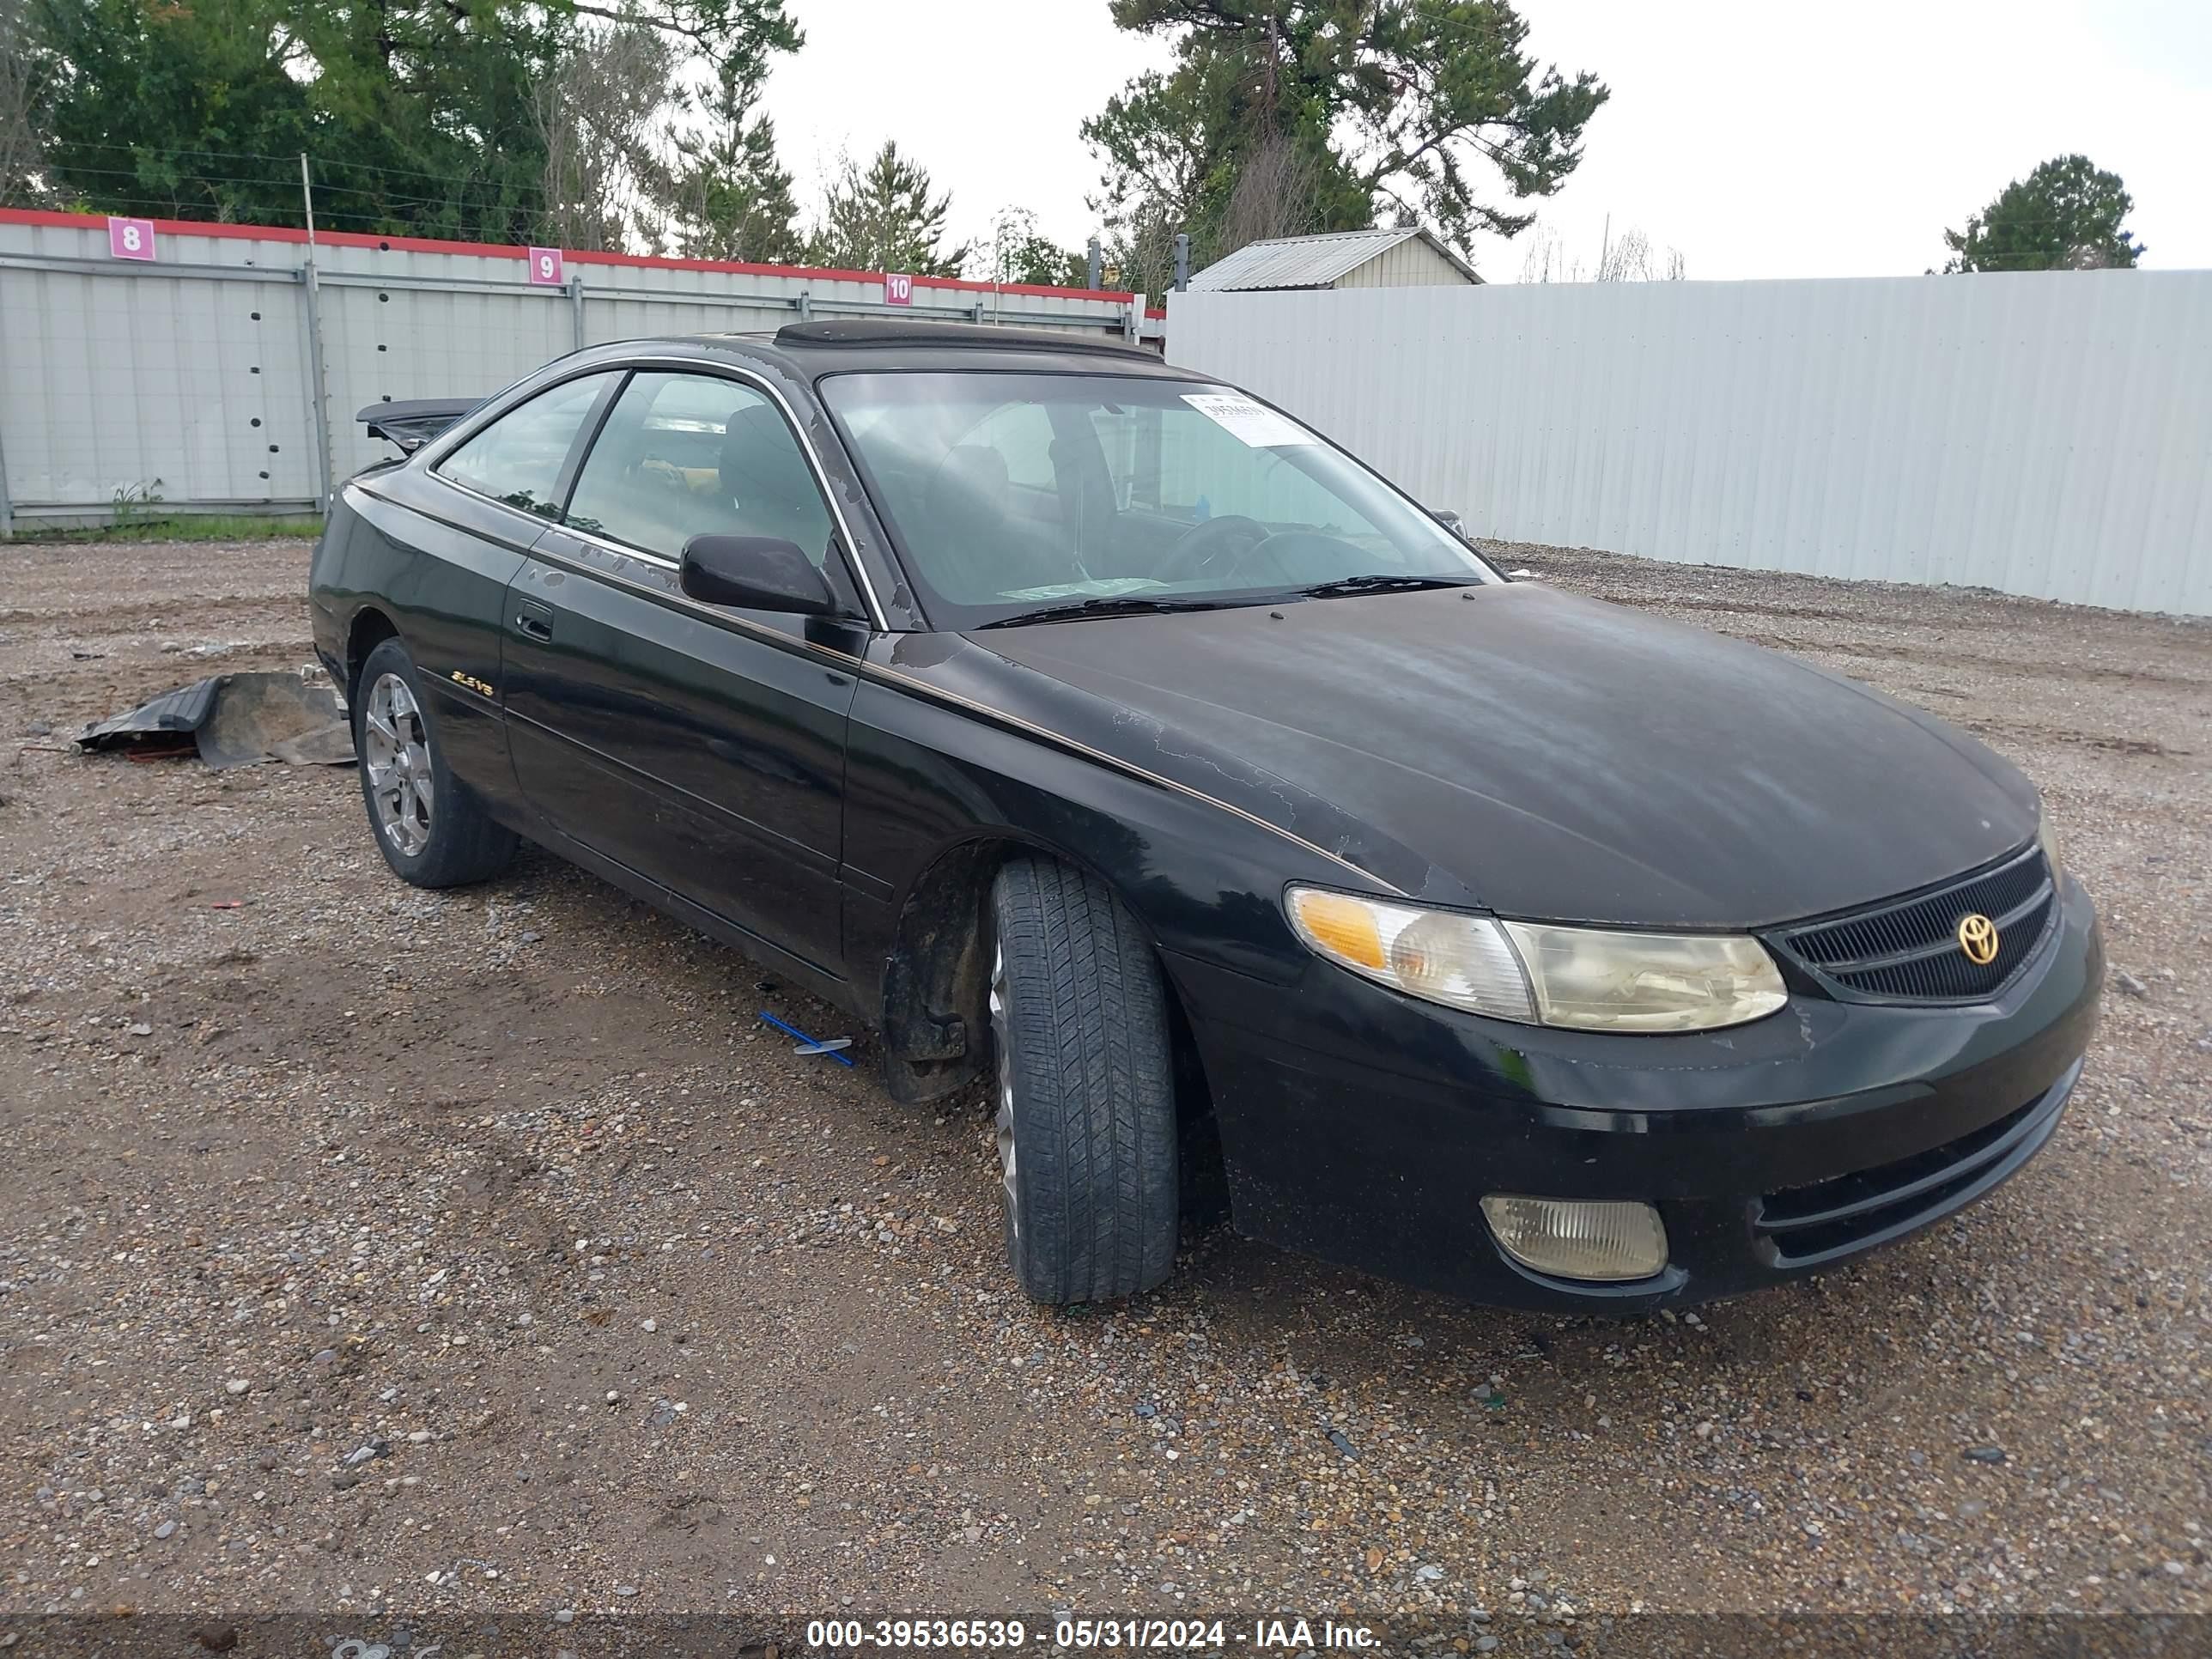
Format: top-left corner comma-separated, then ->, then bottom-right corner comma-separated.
988,857 -> 1179,1304
355,637 -> 516,888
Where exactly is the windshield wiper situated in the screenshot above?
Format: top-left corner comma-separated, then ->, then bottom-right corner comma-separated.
1286,574 -> 1484,599
975,595 -> 1262,629
975,578 -> 1480,628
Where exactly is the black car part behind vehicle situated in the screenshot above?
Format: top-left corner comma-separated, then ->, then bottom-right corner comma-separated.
358,398 -> 481,454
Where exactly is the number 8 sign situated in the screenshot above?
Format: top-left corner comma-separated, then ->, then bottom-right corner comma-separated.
526,246 -> 565,286
108,216 -> 157,262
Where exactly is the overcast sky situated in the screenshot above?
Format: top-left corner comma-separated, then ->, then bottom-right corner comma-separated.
761,0 -> 2211,284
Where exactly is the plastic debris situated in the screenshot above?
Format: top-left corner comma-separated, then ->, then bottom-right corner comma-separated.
77,671 -> 353,768
125,735 -> 199,763
78,678 -> 221,750
759,1010 -> 855,1066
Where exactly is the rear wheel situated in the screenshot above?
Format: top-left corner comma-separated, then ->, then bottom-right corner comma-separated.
988,857 -> 1178,1304
355,636 -> 516,888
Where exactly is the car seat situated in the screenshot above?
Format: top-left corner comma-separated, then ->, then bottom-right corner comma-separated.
920,446 -> 1084,600
719,404 -> 834,558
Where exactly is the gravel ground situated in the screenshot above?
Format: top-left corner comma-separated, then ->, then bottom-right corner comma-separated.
0,536 -> 2207,1645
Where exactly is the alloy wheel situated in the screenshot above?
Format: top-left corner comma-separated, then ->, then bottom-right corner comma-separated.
989,939 -> 1019,1243
362,672 -> 434,858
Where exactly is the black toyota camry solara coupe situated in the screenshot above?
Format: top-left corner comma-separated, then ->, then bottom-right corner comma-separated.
310,320 -> 2100,1311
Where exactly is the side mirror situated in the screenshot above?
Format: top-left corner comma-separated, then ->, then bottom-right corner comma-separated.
679,535 -> 839,617
1431,508 -> 1468,538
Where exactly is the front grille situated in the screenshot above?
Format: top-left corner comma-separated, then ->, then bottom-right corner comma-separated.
1773,844 -> 2054,1001
1754,1063 -> 2077,1266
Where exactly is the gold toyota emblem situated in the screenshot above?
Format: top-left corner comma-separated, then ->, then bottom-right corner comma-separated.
1957,913 -> 2000,965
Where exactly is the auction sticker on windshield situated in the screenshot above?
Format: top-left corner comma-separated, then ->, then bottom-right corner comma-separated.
1182,392 -> 1318,447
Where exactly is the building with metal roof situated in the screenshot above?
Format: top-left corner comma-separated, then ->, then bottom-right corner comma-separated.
1186,228 -> 1482,293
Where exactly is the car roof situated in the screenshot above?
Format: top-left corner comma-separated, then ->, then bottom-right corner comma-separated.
617,321 -> 1199,381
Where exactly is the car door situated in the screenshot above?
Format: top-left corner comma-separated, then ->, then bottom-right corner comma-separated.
501,366 -> 868,977
373,369 -> 620,808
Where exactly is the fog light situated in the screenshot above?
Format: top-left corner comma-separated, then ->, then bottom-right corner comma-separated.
1480,1195 -> 1668,1282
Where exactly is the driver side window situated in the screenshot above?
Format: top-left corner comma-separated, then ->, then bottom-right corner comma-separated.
565,372 -> 836,564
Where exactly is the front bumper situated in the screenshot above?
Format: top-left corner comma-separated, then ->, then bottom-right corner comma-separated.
1167,874 -> 2102,1312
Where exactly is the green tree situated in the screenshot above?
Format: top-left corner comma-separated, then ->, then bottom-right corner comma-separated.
988,208 -> 1087,288
27,0 -> 562,237
534,21 -> 681,254
660,42 -> 804,261
1942,155 -> 2144,272
805,140 -> 969,276
1005,236 -> 1088,289
297,0 -> 567,238
1,0 -> 52,204
1084,0 -> 1607,292
21,0 -> 800,243
27,0 -> 324,225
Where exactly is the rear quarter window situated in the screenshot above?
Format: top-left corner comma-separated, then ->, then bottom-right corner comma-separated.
435,374 -> 614,518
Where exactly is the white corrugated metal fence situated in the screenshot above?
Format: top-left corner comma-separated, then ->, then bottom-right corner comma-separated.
0,211 -> 1151,532
1168,276 -> 2212,617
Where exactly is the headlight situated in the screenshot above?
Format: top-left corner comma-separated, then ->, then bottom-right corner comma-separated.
1282,889 -> 1535,1020
1286,887 -> 1788,1033
1498,918 -> 1789,1032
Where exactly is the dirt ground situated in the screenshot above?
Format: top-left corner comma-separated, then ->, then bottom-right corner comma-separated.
0,535 -> 2206,1646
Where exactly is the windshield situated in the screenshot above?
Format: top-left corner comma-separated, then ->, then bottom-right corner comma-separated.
818,371 -> 1496,628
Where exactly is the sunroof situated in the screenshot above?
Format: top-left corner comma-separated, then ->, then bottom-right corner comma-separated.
773,320 -> 1157,360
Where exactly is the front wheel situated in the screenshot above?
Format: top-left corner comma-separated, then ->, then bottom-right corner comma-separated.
988,857 -> 1179,1304
355,636 -> 517,888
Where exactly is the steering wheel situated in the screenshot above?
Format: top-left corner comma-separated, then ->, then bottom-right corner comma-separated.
1153,514 -> 1270,585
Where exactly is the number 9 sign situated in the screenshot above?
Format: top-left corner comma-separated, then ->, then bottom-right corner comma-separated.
526,246 -> 565,286
108,216 -> 157,262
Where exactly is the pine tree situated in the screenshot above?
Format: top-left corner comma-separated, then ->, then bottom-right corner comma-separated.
662,57 -> 803,262
805,140 -> 970,276
1942,155 -> 2144,272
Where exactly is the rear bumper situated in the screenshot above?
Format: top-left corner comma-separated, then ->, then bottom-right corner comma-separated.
1168,874 -> 2102,1312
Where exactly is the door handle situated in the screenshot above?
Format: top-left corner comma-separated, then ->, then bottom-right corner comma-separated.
514,601 -> 555,643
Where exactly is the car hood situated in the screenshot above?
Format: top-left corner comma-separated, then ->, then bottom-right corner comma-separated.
927,581 -> 2039,928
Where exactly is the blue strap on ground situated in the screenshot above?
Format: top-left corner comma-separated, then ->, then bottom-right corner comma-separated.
759,1009 -> 855,1066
